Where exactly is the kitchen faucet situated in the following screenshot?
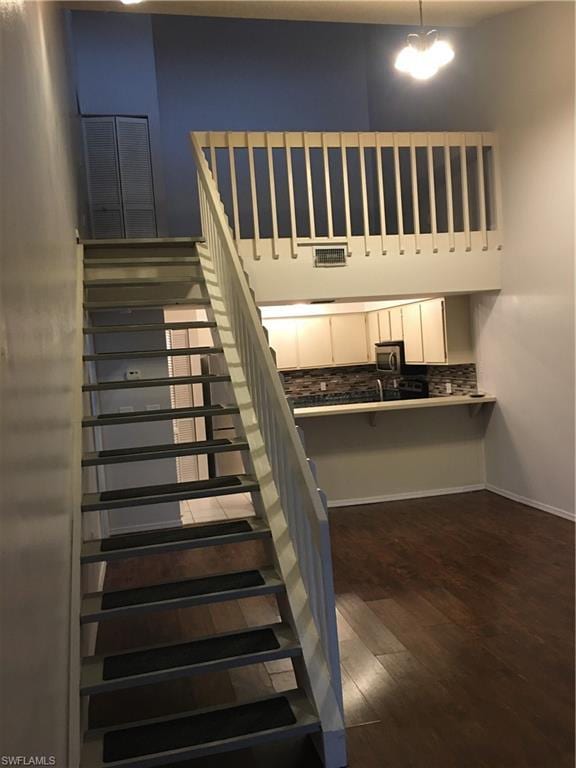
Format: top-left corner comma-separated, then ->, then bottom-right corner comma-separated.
376,378 -> 384,402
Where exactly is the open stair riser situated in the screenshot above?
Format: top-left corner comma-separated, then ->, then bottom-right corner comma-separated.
81,517 -> 270,564
80,569 -> 285,624
81,623 -> 300,695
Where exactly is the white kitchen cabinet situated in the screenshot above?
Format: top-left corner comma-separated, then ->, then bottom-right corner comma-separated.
296,316 -> 332,368
263,318 -> 299,369
377,309 -> 392,342
401,303 -> 424,363
420,299 -> 446,363
366,312 -> 379,361
331,313 -> 368,365
389,307 -> 404,341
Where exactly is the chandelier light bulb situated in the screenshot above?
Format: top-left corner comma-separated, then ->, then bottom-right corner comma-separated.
394,1 -> 454,81
121,0 -> 144,5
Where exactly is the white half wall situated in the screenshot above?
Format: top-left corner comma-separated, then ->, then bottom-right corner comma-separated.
297,406 -> 488,504
468,2 -> 575,519
0,3 -> 80,764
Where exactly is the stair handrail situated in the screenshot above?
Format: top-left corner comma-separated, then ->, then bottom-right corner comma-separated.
190,132 -> 345,748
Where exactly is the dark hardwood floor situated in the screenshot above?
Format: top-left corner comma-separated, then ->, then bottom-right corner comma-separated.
90,491 -> 575,767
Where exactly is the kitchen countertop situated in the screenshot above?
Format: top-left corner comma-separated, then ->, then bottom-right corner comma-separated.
293,394 -> 496,418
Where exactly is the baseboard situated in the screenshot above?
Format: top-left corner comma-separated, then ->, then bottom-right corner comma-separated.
486,484 -> 575,522
327,484 -> 486,508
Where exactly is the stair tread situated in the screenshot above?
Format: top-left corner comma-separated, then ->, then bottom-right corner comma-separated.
82,474 -> 257,512
82,237 -> 202,248
83,346 -> 222,362
85,297 -> 211,309
82,437 -> 249,466
81,568 -> 284,623
84,258 -> 200,267
81,622 -> 298,694
85,277 -> 204,287
84,321 -> 217,334
82,690 -> 318,767
82,373 -> 230,392
82,403 -> 239,427
81,517 -> 269,563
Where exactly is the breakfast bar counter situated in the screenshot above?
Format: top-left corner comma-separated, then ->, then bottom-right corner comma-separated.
293,394 -> 496,419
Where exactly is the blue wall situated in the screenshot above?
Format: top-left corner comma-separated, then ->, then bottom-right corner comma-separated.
70,11 -> 473,236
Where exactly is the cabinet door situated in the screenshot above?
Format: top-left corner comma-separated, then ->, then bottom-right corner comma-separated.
402,303 -> 424,363
366,312 -> 379,361
296,316 -> 332,368
420,299 -> 447,363
331,314 -> 368,365
389,307 -> 404,341
378,310 -> 392,341
263,318 -> 298,369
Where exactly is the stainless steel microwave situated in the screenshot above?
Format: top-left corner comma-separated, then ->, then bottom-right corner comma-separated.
375,341 -> 406,374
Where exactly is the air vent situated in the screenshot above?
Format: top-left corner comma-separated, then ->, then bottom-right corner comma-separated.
313,247 -> 347,268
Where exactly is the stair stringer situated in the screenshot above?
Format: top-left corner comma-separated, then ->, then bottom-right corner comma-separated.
196,243 -> 347,768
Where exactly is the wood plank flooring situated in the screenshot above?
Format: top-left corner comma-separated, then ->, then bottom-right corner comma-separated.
89,490 -> 574,767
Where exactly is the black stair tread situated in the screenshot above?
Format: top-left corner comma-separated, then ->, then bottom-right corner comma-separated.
103,518 -> 253,551
82,373 -> 230,392
84,321 -> 217,334
84,276 -> 205,287
81,517 -> 269,564
80,623 -> 299,694
82,474 -> 258,512
82,237 -> 203,247
81,568 -> 284,623
82,437 -> 249,466
82,403 -> 239,427
82,690 -> 319,767
85,298 -> 211,310
82,346 -> 223,361
84,258 -> 200,267
104,570 -> 264,610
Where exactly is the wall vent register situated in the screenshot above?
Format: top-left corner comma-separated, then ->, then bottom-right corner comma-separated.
313,247 -> 347,268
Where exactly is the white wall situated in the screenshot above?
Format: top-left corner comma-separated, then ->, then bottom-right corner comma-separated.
0,3 -> 80,765
469,2 -> 575,519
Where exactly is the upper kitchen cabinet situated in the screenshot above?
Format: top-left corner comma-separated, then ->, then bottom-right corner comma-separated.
389,307 -> 404,341
407,296 -> 474,366
402,302 -> 424,363
331,314 -> 368,365
377,310 -> 392,342
366,312 -> 380,362
296,316 -> 332,368
264,317 -> 299,369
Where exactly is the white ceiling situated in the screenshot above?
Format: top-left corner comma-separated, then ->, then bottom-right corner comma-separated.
65,0 -> 534,28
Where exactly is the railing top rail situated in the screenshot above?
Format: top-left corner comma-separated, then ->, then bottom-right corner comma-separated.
189,131 -> 329,529
192,129 -> 498,149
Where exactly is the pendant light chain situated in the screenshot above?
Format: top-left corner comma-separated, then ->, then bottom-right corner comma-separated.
419,0 -> 424,29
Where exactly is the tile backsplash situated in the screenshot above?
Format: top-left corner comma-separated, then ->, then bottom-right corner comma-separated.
280,363 -> 478,400
427,364 -> 478,396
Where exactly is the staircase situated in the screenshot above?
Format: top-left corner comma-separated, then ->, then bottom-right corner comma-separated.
79,236 -> 346,767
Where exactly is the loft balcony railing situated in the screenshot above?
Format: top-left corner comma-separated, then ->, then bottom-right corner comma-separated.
192,130 -> 503,264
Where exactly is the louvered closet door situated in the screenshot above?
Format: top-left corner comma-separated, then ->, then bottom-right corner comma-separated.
82,117 -> 124,238
115,117 -> 157,238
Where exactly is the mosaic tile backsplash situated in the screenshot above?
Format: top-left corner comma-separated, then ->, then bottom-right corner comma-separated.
280,363 -> 478,402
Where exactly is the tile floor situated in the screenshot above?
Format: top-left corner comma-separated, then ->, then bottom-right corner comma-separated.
180,493 -> 255,524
